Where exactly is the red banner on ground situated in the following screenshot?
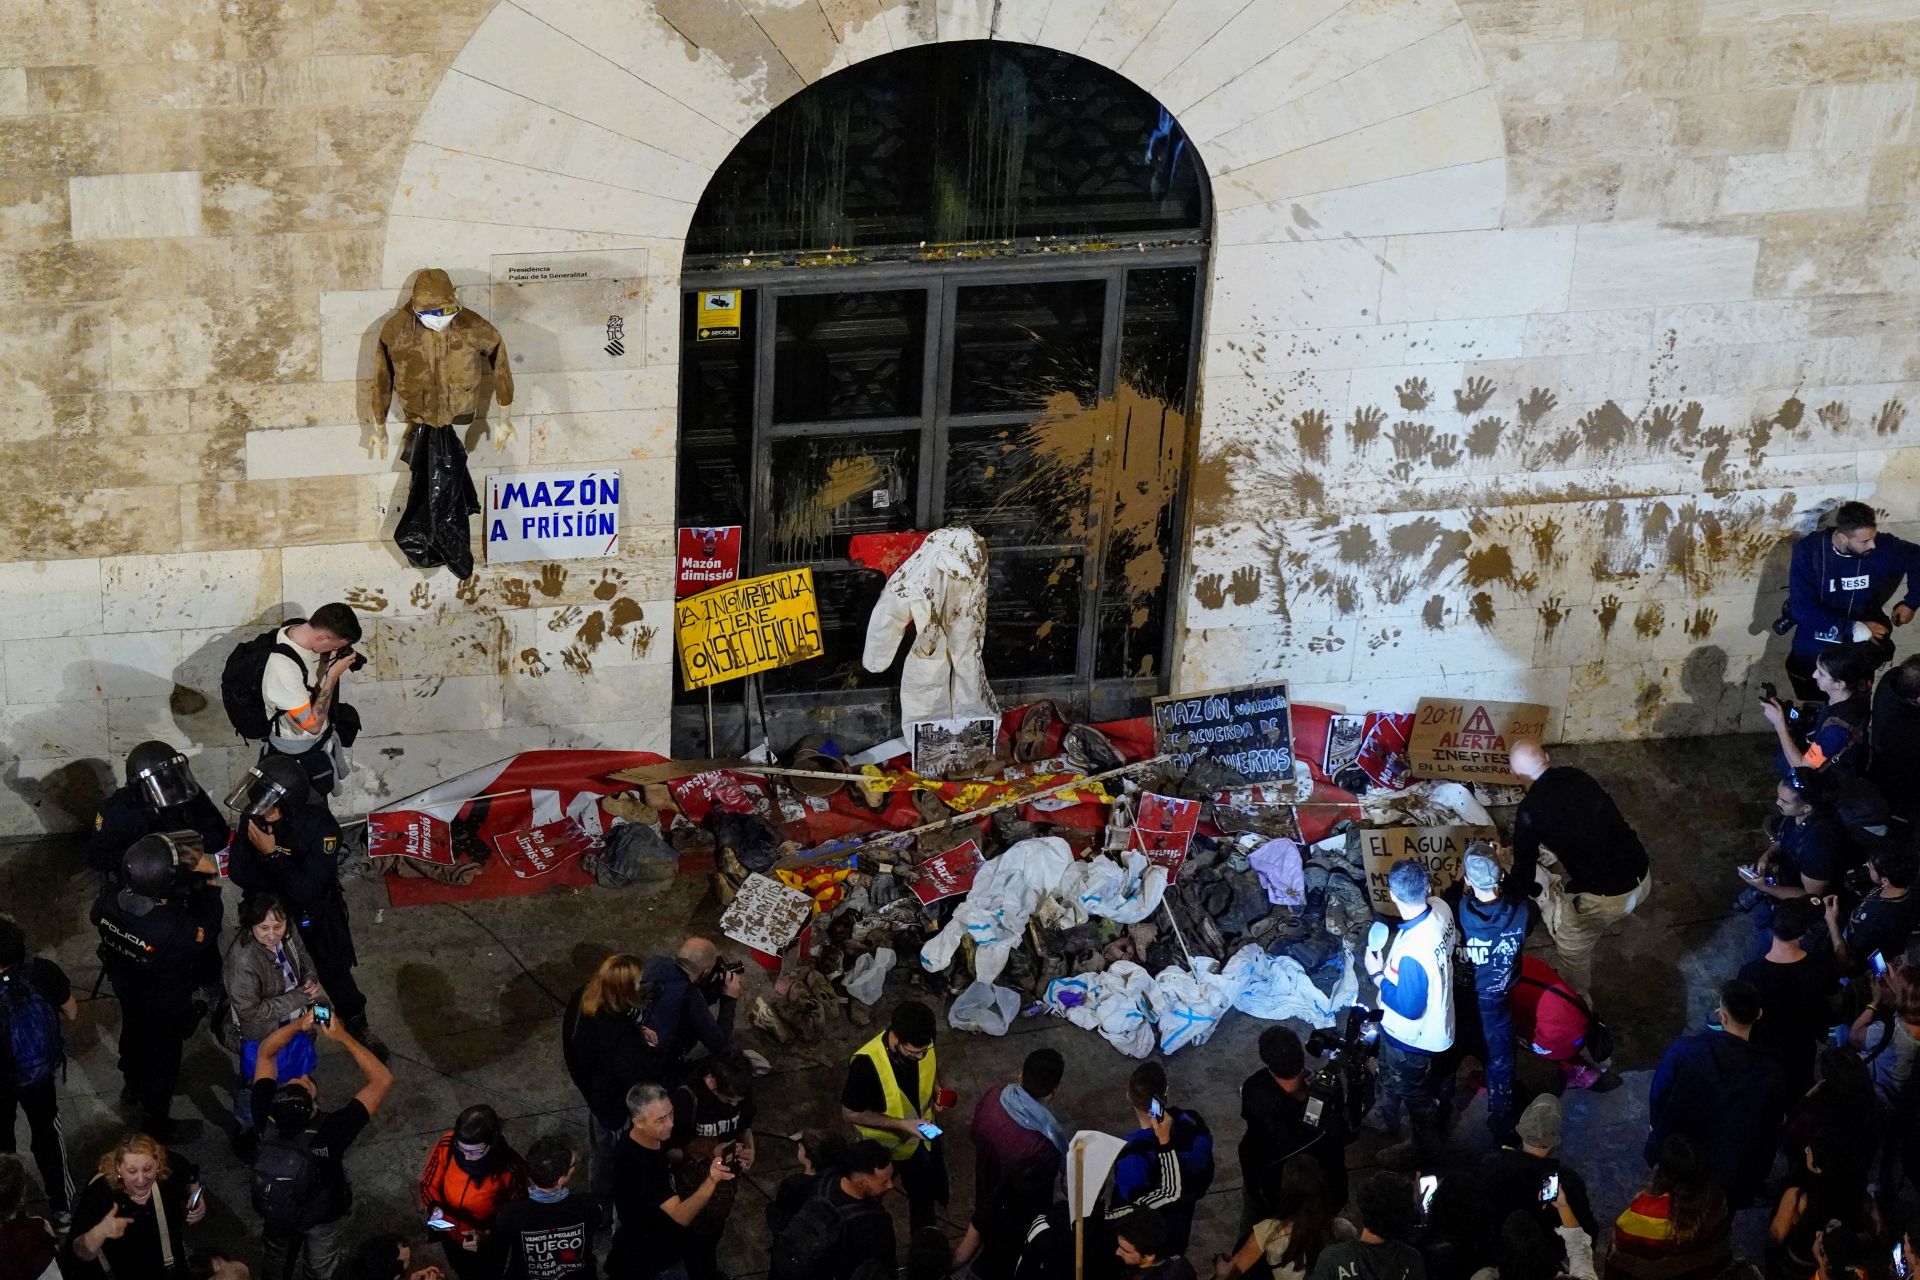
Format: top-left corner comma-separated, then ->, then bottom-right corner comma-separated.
492,819 -> 598,878
367,810 -> 455,865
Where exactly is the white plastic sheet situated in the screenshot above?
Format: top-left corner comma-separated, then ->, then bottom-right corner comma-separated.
1054,848 -> 1168,926
1145,957 -> 1236,1054
949,980 -> 1023,1035
920,837 -> 1074,984
843,947 -> 896,1005
1043,961 -> 1158,1058
1218,942 -> 1358,1027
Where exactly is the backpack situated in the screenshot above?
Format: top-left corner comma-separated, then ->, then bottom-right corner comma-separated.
768,1191 -> 873,1280
221,622 -> 305,741
251,1129 -> 331,1232
1514,972 -> 1615,1064
0,969 -> 63,1088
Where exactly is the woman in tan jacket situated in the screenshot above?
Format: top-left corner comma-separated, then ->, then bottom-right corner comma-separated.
223,890 -> 326,1133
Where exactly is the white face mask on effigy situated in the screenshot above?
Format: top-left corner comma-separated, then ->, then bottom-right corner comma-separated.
417,310 -> 455,332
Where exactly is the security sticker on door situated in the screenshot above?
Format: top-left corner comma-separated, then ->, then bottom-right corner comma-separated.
697,290 -> 741,341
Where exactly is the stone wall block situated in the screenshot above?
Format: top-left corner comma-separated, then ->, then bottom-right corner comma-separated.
101,548 -> 284,634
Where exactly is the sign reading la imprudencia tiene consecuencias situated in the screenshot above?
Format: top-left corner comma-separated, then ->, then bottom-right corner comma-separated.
486,468 -> 621,562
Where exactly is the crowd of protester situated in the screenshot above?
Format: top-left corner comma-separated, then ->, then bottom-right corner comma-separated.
5,501 -> 1920,1280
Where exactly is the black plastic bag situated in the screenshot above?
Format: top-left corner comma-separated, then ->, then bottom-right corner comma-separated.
394,423 -> 480,579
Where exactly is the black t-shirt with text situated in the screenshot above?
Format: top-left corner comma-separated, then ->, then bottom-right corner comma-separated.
498,1193 -> 607,1280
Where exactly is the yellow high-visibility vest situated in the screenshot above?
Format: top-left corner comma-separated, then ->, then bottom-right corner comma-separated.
849,1032 -> 936,1161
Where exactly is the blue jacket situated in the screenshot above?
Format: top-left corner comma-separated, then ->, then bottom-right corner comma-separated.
1646,1029 -> 1786,1206
640,955 -> 734,1066
1113,1108 -> 1214,1253
1789,529 -> 1920,657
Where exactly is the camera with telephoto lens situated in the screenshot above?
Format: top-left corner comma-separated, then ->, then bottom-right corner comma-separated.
701,958 -> 746,999
1305,1004 -> 1383,1136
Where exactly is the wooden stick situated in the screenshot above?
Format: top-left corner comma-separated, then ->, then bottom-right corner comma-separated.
1074,1138 -> 1086,1280
772,751 -> 1178,871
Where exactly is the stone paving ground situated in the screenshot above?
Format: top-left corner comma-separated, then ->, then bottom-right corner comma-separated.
0,732 -> 1801,1275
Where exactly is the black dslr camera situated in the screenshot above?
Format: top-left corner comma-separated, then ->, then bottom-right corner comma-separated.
701,958 -> 746,1000
1305,1005 -> 1383,1136
1760,683 -> 1814,747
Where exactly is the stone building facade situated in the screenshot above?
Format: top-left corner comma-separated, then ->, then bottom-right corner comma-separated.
1,0 -> 1916,834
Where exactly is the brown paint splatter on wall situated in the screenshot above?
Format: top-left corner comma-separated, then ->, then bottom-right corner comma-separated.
343,587 -> 388,612
1633,602 -> 1665,638
498,578 -> 531,609
1597,594 -> 1622,637
1466,417 -> 1505,458
1528,517 -> 1562,566
455,576 -> 482,605
1292,409 -> 1330,463
1454,377 -> 1496,415
1469,592 -> 1496,627
1420,595 -> 1447,629
1578,401 -> 1633,453
1463,544 -> 1515,587
1347,406 -> 1385,453
533,564 -> 568,597
1335,524 -> 1376,564
1537,595 -> 1566,643
1684,606 -> 1717,640
1876,400 -> 1907,435
1395,377 -> 1431,410
608,597 -> 645,634
517,648 -> 548,677
576,609 -> 607,650
592,568 -> 626,600
410,583 -> 432,609
1516,388 -> 1557,426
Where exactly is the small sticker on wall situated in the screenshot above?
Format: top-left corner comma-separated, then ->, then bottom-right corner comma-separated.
696,290 -> 742,341
604,314 -> 625,357
872,488 -> 891,509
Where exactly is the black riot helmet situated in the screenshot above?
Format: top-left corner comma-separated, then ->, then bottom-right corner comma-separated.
117,830 -> 202,916
224,755 -> 310,818
126,741 -> 201,810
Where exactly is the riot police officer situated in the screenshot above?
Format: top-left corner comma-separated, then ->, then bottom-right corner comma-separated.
88,741 -> 231,884
91,831 -> 223,1141
225,757 -> 386,1057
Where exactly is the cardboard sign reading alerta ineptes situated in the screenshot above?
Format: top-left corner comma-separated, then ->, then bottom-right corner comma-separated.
1151,681 -> 1292,783
1359,825 -> 1499,914
675,568 -> 822,689
1405,697 -> 1550,785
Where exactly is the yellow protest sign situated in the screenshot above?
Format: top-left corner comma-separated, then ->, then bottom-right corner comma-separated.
675,568 -> 822,689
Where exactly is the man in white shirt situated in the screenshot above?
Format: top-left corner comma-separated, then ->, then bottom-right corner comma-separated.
1364,858 -> 1456,1170
262,603 -> 363,799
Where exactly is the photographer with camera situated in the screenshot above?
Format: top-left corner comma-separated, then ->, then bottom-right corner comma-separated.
1765,645 -> 1876,781
643,938 -> 739,1080
1365,860 -> 1456,1171
251,603 -> 366,802
91,831 -> 224,1143
227,758 -> 384,1058
1740,780 -> 1845,917
1239,1027 -> 1349,1238
1824,843 -> 1919,979
89,742 -> 231,888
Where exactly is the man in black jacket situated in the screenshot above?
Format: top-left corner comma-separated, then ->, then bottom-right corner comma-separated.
1508,739 -> 1651,993
1449,842 -> 1535,1143
1237,1027 -> 1346,1237
1645,977 -> 1787,1207
227,758 -> 384,1057
88,741 -> 231,885
91,831 -> 224,1141
1871,656 -> 1920,825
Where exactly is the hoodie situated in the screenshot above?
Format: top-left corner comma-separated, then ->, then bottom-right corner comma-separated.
1788,528 -> 1920,658
372,268 -> 514,428
1307,1238 -> 1427,1280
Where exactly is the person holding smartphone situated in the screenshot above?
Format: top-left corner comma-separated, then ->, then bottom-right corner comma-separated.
65,1134 -> 205,1280
1108,1063 -> 1215,1256
418,1107 -> 528,1280
249,1010 -> 392,1280
840,1001 -> 947,1232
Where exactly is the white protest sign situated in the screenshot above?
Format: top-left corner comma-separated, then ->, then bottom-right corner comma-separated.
1066,1131 -> 1129,1222
486,468 -> 621,562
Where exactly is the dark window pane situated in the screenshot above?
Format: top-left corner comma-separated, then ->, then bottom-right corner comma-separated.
983,553 -> 1082,678
943,422 -> 1091,545
676,290 -> 757,528
767,434 -> 919,563
950,279 -> 1105,413
774,291 -> 925,422
686,42 -> 1205,259
760,568 -> 900,695
1119,266 -> 1196,410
